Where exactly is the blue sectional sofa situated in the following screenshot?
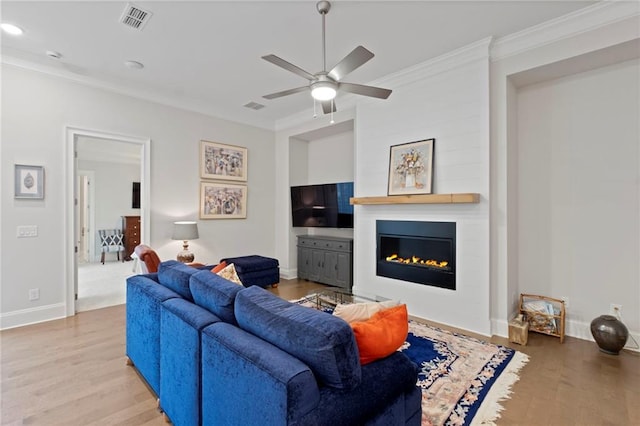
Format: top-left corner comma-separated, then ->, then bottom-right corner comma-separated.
126,260 -> 422,426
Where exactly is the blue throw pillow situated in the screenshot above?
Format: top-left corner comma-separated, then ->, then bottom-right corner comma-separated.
234,286 -> 361,390
158,260 -> 201,301
190,270 -> 242,325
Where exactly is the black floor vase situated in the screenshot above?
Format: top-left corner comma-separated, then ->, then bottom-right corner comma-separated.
590,315 -> 629,355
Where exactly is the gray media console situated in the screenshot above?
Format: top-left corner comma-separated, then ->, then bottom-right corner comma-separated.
297,235 -> 353,290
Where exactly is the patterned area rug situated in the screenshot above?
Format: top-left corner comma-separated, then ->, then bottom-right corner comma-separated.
294,297 -> 529,426
402,321 -> 529,426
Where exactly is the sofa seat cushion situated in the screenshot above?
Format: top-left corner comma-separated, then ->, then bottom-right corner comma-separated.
158,260 -> 203,301
190,270 -> 243,325
296,351 -> 419,426
235,286 -> 361,390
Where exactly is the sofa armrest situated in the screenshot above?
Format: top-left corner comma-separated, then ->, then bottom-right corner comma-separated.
126,273 -> 182,395
160,299 -> 221,426
201,322 -> 320,425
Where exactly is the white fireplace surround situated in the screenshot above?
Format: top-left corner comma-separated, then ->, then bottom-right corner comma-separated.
353,40 -> 491,335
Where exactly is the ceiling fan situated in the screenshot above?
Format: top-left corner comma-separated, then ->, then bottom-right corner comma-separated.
262,0 -> 392,115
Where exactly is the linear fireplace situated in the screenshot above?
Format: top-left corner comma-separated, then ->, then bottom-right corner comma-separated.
376,220 -> 456,290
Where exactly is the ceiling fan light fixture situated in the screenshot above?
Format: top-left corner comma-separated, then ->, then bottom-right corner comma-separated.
311,81 -> 337,101
261,0 -> 391,116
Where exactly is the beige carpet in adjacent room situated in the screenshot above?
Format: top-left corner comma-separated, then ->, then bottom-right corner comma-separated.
77,260 -> 138,312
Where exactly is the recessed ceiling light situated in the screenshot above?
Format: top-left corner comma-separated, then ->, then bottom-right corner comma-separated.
124,60 -> 144,70
1,23 -> 24,36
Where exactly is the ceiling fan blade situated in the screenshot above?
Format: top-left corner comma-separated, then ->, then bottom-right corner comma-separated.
321,100 -> 337,114
263,86 -> 309,100
327,46 -> 374,81
262,54 -> 316,81
339,82 -> 392,99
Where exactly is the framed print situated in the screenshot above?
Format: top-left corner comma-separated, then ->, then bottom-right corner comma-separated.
15,164 -> 44,199
387,139 -> 434,196
200,182 -> 247,219
200,140 -> 247,181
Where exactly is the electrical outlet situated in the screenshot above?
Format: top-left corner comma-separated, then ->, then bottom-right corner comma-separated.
28,288 -> 40,301
610,303 -> 622,315
561,296 -> 569,308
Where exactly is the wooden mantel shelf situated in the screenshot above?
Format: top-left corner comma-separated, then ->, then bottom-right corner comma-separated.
349,193 -> 480,205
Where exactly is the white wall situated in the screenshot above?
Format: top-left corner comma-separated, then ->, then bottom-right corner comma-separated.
517,59 -> 640,334
1,65 -> 275,328
354,40 -> 492,336
307,131 -> 354,184
490,1 -> 639,341
77,159 -> 140,260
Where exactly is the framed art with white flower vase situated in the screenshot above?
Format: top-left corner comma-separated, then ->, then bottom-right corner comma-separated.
387,139 -> 434,196
15,164 -> 44,199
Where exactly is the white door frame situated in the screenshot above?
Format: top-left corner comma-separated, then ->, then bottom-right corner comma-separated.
65,126 -> 150,316
77,170 -> 95,262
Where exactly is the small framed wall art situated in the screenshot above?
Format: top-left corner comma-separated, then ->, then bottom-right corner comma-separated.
387,138 -> 435,196
200,181 -> 247,219
200,140 -> 248,182
15,164 -> 44,199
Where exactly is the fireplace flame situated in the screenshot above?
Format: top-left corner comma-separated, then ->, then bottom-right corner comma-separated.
385,254 -> 449,269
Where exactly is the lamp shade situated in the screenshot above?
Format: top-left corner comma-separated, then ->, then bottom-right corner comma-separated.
311,81 -> 337,101
172,221 -> 199,241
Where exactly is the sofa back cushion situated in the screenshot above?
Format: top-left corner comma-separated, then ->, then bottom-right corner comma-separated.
234,286 -> 361,390
190,270 -> 242,325
158,260 -> 201,301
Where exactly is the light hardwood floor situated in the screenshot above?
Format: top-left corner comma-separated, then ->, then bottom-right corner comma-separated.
1,279 -> 638,425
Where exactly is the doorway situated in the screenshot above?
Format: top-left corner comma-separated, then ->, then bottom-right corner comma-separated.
77,170 -> 94,264
65,127 -> 150,317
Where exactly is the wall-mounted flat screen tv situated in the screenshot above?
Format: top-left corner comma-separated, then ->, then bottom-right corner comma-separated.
290,182 -> 354,228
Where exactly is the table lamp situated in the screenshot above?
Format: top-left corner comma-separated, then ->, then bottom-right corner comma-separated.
172,221 -> 199,263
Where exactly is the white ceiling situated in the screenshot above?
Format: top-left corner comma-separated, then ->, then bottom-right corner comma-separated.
2,1 -> 596,130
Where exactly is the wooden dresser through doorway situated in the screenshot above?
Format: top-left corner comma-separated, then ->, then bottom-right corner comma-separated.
122,215 -> 140,261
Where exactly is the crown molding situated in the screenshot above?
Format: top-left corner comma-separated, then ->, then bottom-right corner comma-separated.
491,0 -> 640,61
376,37 -> 492,90
1,57 -> 276,131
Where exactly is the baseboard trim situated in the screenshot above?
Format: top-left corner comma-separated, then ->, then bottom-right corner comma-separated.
279,268 -> 296,280
493,317 -> 639,352
0,303 -> 67,330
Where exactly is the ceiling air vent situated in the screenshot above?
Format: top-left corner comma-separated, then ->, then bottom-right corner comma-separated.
119,3 -> 153,30
244,101 -> 265,110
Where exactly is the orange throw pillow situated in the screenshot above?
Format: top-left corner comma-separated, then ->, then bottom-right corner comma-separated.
211,261 -> 227,274
350,304 -> 408,365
